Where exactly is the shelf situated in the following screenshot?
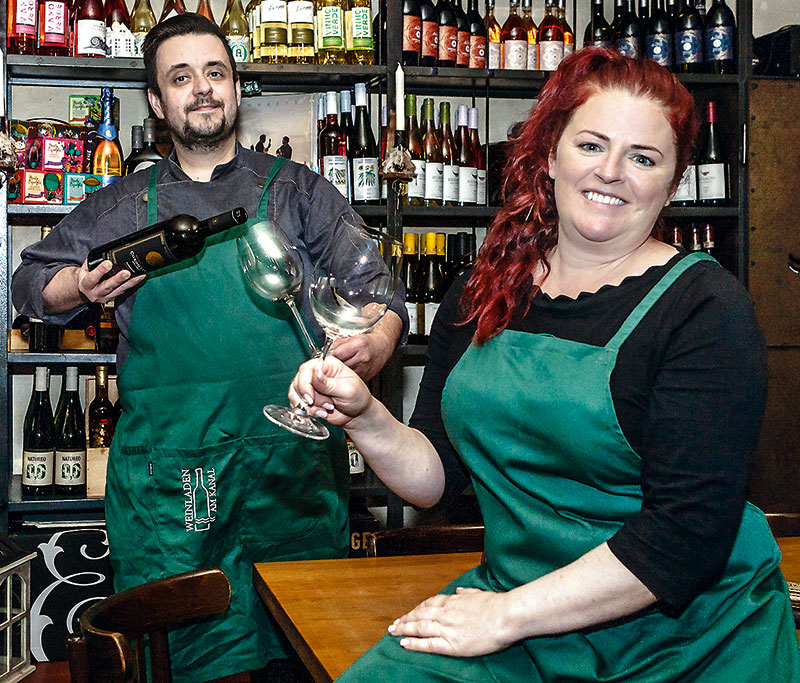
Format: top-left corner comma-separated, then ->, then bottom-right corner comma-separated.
8,352 -> 115,366
662,206 -> 740,218
7,475 -> 105,513
350,468 -> 389,498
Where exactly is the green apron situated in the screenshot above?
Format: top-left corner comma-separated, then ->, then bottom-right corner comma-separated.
105,159 -> 349,683
338,252 -> 800,682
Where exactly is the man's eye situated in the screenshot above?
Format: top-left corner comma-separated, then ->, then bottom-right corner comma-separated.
174,75 -> 188,83
208,70 -> 223,78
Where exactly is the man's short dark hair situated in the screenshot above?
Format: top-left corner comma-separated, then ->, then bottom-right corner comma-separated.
142,13 -> 239,98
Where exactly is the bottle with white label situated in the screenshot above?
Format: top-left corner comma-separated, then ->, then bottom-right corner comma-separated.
538,0 -> 565,71
468,107 -> 486,206
500,0 -> 527,70
421,98 -> 443,206
438,102 -> 459,206
419,232 -> 447,338
697,100 -> 729,206
405,93 -> 426,206
54,366 -> 86,495
671,163 -> 698,206
351,83 -> 380,204
22,366 -> 56,497
455,105 -> 477,206
319,91 -> 350,199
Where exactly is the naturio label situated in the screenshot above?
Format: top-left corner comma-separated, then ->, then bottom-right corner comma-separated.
55,451 -> 85,485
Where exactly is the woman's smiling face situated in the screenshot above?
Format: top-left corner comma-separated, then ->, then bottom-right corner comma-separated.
548,89 -> 678,252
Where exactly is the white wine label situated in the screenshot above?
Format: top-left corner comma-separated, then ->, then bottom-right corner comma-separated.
76,19 -> 107,56
442,164 -> 460,202
227,34 -> 250,62
287,0 -> 313,24
322,155 -> 349,197
55,450 -> 85,485
476,169 -> 487,205
352,157 -> 380,201
646,33 -> 672,66
106,21 -> 136,58
261,0 -> 287,23
488,41 -> 501,70
706,26 -> 734,62
408,159 -> 426,199
503,40 -> 527,70
697,163 -> 726,200
15,0 -> 36,31
42,1 -> 66,38
539,40 -> 564,71
405,301 -> 420,337
672,165 -> 697,203
458,165 -> 477,205
526,42 -> 537,70
424,302 -> 440,336
23,451 -> 54,486
348,7 -> 372,41
424,162 -> 443,201
320,6 -> 344,46
676,29 -> 703,64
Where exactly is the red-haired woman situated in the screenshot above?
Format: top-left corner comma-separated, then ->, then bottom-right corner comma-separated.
291,49 -> 800,681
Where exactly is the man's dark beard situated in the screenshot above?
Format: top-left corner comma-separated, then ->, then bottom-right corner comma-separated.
166,97 -> 238,151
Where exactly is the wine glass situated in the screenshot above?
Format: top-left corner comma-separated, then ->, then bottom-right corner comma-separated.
236,220 -> 330,440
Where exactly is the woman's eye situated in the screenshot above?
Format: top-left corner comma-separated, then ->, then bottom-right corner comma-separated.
579,142 -> 600,152
633,154 -> 655,167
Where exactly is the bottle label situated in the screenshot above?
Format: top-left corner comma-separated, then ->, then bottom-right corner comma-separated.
403,15 -> 421,54
538,40 -> 564,71
675,29 -> 703,64
347,440 -> 365,475
287,0 -> 313,24
320,6 -> 343,47
352,157 -> 380,201
55,450 -> 86,486
405,301 -> 420,337
672,164 -> 697,203
133,32 -> 148,58
502,40 -> 527,70
457,29 -> 470,66
107,22 -> 137,58
645,32 -> 672,66
697,163 -> 727,200
424,302 -> 440,336
563,42 -> 574,57
408,159 -> 426,199
322,155 -> 349,197
442,164 -> 459,202
458,165 -> 477,204
424,162 -> 443,201
615,35 -> 640,58
42,1 -> 67,44
706,25 -> 734,62
130,159 -> 157,174
261,0 -> 287,23
422,20 -> 439,59
76,19 -> 107,56
227,34 -> 251,62
488,41 -> 501,70
592,39 -> 612,49
469,35 -> 486,68
108,230 -> 177,275
439,25 -> 458,63
14,0 -> 36,33
23,450 -> 54,486
345,7 -> 372,49
476,169 -> 487,205
526,42 -> 537,70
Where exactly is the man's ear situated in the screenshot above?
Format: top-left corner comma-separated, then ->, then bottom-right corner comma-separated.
147,89 -> 165,120
235,78 -> 241,107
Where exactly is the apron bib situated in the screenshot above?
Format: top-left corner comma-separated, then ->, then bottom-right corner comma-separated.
338,252 -> 800,683
105,159 -> 349,683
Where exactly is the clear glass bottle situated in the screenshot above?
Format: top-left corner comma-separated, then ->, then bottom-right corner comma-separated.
345,0 -> 373,65
130,0 -> 155,57
521,0 -> 536,70
260,0 -> 288,63
538,0 -> 564,71
37,0 -> 69,56
500,0 -> 526,70
221,0 -> 250,62
317,0 -> 346,64
439,101 -> 459,206
405,93 -> 426,206
287,0 -> 314,63
485,0 -> 501,69
319,91 -> 349,199
421,97 -> 443,206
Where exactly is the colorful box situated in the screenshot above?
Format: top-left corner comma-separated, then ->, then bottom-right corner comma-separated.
41,137 -> 84,173
22,170 -> 64,204
69,95 -> 119,128
7,169 -> 25,204
64,173 -> 103,204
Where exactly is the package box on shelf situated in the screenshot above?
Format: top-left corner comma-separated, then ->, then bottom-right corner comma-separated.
42,137 -> 84,173
23,137 -> 43,170
22,170 -> 64,204
84,374 -> 119,498
64,173 -> 103,204
69,94 -> 119,129
7,169 -> 24,204
8,119 -> 30,167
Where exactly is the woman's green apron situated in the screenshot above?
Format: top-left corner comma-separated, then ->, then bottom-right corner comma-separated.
339,252 -> 800,682
105,159 -> 349,683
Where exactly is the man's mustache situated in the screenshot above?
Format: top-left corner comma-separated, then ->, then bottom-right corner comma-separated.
186,98 -> 224,113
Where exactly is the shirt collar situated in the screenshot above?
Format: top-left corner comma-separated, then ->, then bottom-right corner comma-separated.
164,140 -> 245,182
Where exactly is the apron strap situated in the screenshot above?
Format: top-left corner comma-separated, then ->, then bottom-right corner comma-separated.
256,156 -> 287,220
605,251 -> 718,352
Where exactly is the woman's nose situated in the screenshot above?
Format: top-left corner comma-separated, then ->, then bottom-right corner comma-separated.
594,153 -> 624,184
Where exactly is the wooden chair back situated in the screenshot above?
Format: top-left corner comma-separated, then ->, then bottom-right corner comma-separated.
67,567 -> 231,683
365,525 -> 485,557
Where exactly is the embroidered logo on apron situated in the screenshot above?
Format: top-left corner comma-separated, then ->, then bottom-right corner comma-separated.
182,467 -> 217,532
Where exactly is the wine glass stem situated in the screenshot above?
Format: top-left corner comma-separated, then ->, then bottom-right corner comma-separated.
321,337 -> 334,359
286,297 -> 320,355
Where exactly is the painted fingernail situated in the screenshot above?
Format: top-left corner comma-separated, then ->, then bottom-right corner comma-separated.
387,624 -> 396,633
323,403 -> 334,411
399,639 -> 409,648
304,394 -> 313,405
314,410 -> 327,418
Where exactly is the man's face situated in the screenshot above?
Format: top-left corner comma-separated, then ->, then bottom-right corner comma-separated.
147,33 -> 240,151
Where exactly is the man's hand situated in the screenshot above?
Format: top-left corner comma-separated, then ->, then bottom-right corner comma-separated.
329,310 -> 402,381
77,260 -> 145,303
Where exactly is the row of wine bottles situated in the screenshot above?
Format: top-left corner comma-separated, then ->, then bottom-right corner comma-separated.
22,365 -> 118,498
403,230 -> 477,342
669,220 -> 716,256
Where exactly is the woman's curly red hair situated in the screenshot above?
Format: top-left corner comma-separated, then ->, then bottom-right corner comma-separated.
462,48 -> 700,344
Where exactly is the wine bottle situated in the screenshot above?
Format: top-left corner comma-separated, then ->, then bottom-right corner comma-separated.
583,0 -> 612,49
468,107 -> 486,205
439,101 -> 459,206
106,0 -> 134,56
557,0 -> 574,58
538,0 -> 564,71
645,0 -> 673,67
669,223 -> 684,249
37,0 -> 69,56
455,104 -> 476,206
96,300 -> 120,353
453,0 -> 470,67
8,0 -> 38,54
124,118 -> 163,175
260,0 -> 288,63
405,93 -> 426,206
638,0 -> 649,21
285,0 -> 313,63
402,0 -> 421,66
124,125 -> 144,172
74,0 -> 106,57
219,0 -> 250,62
419,0 -> 439,67
697,100 -> 729,206
92,88 -> 124,188
246,0 -> 261,62
485,0 -> 501,69
29,316 -> 61,352
130,0 -> 156,57
671,163 -> 698,206
318,0 -> 346,64
372,4 -> 385,65
614,0 -> 641,58
437,0 -> 458,68
87,207 -> 248,276
380,104 -> 389,202
702,223 -> 715,255
89,365 -> 115,447
674,0 -> 704,73
319,91 -> 349,199
704,0 -> 735,74
22,367 -> 56,497
54,366 -> 86,496
345,0 -> 373,65
466,0 -> 486,68
695,0 -> 706,18
419,231 -> 447,338
340,89 -> 355,200
196,0 -> 215,23
688,222 -> 703,251
421,98 -> 443,206
500,0 -> 526,70
402,232 -> 422,343
351,83 -> 380,205
158,0 -> 185,23
521,0 -> 537,70
610,0 -> 626,36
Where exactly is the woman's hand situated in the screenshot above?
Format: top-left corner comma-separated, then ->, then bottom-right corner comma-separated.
289,355 -> 374,428
387,587 -> 514,658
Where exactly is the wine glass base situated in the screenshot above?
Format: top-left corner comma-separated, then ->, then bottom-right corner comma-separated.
263,404 -> 330,441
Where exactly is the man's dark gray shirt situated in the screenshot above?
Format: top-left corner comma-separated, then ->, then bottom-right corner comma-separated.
12,144 -> 407,369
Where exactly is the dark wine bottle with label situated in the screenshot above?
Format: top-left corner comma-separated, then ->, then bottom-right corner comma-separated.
402,0 -> 421,65
22,366 -> 56,497
87,207 -> 247,276
584,0 -> 612,49
674,0 -> 704,73
704,0 -> 735,74
697,100 -> 729,206
351,83 -> 380,205
89,365 -> 115,447
419,231 -> 447,339
614,0 -> 641,58
645,0 -> 673,67
54,366 -> 86,496
124,118 -> 164,175
403,233 -> 422,343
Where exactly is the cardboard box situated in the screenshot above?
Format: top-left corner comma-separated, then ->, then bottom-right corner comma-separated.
22,170 -> 63,204
64,173 -> 102,204
69,94 -> 119,128
23,137 -> 43,170
41,137 -> 84,173
6,169 -> 24,203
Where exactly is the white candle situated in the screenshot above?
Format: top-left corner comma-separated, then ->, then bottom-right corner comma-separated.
395,63 -> 405,132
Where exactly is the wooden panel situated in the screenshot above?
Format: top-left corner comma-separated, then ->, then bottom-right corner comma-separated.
748,79 -> 800,346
